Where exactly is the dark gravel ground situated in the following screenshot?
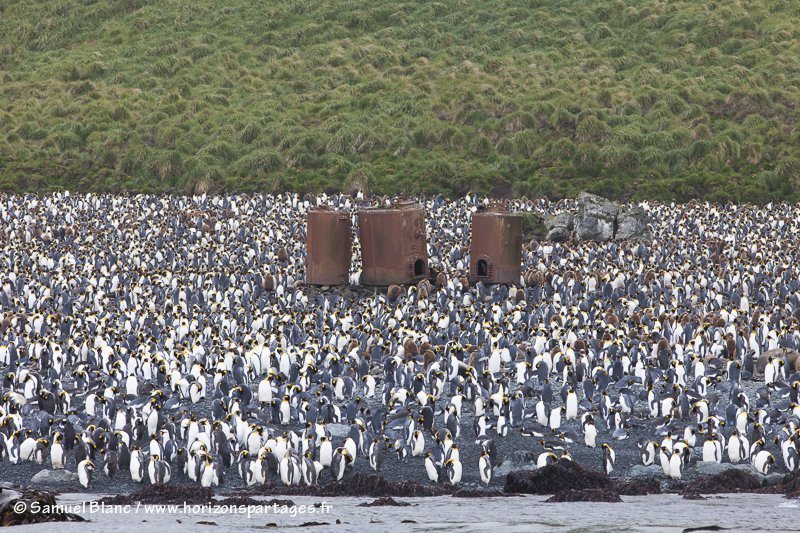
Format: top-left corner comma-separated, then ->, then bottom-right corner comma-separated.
1,375 -> 785,496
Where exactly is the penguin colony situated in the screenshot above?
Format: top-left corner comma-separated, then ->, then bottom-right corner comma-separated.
0,192 -> 799,491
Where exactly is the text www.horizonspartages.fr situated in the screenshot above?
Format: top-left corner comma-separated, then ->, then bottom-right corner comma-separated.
15,500 -> 334,519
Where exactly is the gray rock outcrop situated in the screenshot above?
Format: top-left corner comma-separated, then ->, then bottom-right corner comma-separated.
31,469 -> 79,483
694,462 -> 760,477
575,192 -> 619,241
544,192 -> 652,242
326,423 -> 351,438
544,213 -> 573,242
627,464 -> 662,478
494,450 -> 538,476
616,206 -> 651,240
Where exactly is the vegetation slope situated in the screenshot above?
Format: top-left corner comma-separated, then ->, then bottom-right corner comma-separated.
1,0 -> 800,201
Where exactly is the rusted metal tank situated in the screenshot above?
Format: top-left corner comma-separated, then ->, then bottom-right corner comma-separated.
358,202 -> 428,285
306,208 -> 352,285
469,208 -> 523,284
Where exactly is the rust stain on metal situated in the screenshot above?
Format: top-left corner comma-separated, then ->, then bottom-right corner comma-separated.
358,202 -> 428,285
306,208 -> 352,285
469,208 -> 523,284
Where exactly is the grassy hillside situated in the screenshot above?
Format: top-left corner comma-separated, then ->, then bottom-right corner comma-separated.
1,0 -> 800,202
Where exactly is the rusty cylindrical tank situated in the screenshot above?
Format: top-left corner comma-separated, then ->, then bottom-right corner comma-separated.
469,208 -> 523,284
306,208 -> 352,285
358,202 -> 428,286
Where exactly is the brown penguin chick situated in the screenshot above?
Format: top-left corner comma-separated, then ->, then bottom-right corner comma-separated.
263,274 -> 275,291
468,351 -> 477,367
277,246 -> 289,263
423,349 -> 436,369
725,335 -> 737,358
604,312 -> 619,327
515,288 -> 525,304
657,338 -> 670,353
417,285 -> 429,300
573,339 -> 587,354
750,309 -> 761,328
458,276 -> 469,291
348,340 -> 360,353
403,338 -> 419,357
419,341 -> 432,354
435,272 -> 447,289
387,284 -> 402,303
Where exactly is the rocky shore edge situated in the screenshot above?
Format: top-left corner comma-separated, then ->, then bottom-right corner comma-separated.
4,459 -> 799,525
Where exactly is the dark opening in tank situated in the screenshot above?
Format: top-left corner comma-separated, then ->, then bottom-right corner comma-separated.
414,259 -> 425,277
477,259 -> 488,277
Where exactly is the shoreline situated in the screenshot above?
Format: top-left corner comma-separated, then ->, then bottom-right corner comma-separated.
4,492 -> 799,533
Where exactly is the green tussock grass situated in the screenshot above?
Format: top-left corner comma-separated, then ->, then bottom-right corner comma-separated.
1,0 -> 800,202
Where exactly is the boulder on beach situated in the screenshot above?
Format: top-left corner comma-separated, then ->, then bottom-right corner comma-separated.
318,473 -> 451,497
31,469 -> 78,484
760,470 -> 800,496
785,472 -> 800,499
682,468 -> 763,494
694,462 -> 759,477
615,478 -> 662,496
327,423 -> 351,438
494,450 -> 538,476
755,348 -> 800,373
627,465 -> 662,478
765,474 -> 785,487
504,459 -> 613,494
